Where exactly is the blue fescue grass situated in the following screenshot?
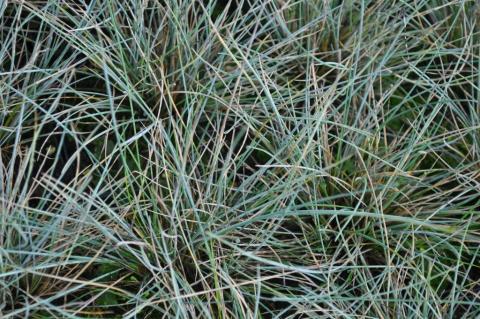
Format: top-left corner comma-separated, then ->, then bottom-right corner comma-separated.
1,0 -> 480,318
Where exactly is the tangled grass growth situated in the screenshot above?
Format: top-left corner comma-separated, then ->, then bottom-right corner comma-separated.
1,0 -> 480,317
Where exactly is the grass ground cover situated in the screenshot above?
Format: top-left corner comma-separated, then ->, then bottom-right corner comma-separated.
1,0 -> 480,317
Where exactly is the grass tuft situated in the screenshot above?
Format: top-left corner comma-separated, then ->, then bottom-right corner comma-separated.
1,0 -> 480,318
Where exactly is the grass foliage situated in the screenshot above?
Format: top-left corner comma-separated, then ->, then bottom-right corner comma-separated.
1,0 -> 480,317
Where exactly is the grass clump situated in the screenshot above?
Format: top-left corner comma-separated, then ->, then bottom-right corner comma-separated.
1,0 -> 480,318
